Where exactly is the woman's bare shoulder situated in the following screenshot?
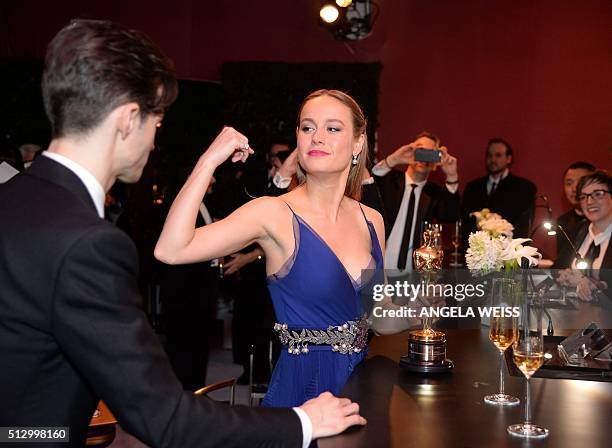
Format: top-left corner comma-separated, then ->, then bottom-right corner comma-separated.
354,200 -> 384,225
356,201 -> 385,240
244,195 -> 291,214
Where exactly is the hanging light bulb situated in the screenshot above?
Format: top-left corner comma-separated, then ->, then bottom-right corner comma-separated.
320,4 -> 340,23
319,0 -> 372,40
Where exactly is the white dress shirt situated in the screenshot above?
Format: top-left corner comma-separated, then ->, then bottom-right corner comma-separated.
385,173 -> 427,273
198,202 -> 213,225
42,151 -> 105,218
372,160 -> 456,274
487,168 -> 509,196
293,408 -> 313,448
572,222 -> 611,270
200,202 -> 218,268
272,172 -> 292,189
371,160 -> 458,194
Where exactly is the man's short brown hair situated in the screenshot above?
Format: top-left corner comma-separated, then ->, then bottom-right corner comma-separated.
42,19 -> 178,138
412,131 -> 440,146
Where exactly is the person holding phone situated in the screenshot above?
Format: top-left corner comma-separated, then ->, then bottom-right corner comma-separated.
370,131 -> 460,272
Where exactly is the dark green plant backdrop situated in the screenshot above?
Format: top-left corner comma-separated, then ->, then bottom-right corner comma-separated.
222,61 -> 382,168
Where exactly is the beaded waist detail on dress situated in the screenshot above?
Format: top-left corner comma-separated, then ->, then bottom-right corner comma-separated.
273,316 -> 368,355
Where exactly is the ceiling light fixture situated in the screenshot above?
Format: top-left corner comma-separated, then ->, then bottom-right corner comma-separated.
320,3 -> 340,24
319,0 -> 373,40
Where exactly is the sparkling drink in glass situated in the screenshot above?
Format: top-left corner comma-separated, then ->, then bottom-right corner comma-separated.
484,278 -> 520,406
507,292 -> 549,439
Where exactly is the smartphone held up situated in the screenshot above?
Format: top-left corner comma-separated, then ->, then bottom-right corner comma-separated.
414,148 -> 442,164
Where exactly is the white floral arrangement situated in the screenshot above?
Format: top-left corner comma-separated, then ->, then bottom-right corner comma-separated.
465,231 -> 504,273
466,209 -> 541,274
470,208 -> 514,238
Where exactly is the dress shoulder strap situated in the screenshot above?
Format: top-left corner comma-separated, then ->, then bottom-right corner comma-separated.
357,203 -> 370,224
282,201 -> 296,215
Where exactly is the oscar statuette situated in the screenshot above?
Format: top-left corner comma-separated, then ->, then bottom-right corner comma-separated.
400,226 -> 454,373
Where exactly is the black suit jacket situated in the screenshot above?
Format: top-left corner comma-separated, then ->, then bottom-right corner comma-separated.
573,222 -> 612,269
461,172 -> 536,242
554,209 -> 589,268
573,222 -> 612,304
0,156 -> 301,447
374,170 -> 460,239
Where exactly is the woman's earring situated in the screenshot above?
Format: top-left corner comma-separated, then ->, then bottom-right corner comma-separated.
352,154 -> 359,165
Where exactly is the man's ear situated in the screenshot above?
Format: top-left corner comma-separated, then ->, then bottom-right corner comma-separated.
116,103 -> 141,140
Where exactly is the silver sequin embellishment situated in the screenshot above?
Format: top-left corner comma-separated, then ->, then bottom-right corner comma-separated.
274,316 -> 368,355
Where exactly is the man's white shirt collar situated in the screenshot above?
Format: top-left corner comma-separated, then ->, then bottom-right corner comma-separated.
589,222 -> 612,246
42,152 -> 106,218
488,168 -> 509,184
405,171 -> 427,188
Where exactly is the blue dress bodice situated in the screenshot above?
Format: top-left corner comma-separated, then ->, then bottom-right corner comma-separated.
262,204 -> 384,407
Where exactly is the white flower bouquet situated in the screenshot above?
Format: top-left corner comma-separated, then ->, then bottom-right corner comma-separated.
470,208 -> 514,238
466,209 -> 541,275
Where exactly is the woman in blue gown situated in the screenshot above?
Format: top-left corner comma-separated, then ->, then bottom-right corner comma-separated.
262,199 -> 383,406
155,89 -> 386,408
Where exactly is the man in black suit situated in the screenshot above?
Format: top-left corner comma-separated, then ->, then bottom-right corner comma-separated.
372,131 -> 460,272
225,140 -> 295,384
554,161 -> 596,268
0,19 -> 364,447
461,138 -> 536,242
159,177 -> 220,391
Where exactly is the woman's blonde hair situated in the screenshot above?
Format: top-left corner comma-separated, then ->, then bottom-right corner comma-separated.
296,89 -> 369,201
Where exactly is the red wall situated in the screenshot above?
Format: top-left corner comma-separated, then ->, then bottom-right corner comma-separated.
2,0 -> 610,255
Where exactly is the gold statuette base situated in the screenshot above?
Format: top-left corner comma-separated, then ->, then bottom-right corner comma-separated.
399,329 -> 454,373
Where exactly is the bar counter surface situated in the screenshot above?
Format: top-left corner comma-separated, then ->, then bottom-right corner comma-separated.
319,329 -> 612,448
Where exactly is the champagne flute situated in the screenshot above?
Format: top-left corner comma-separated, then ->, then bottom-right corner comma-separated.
507,293 -> 549,438
484,278 -> 520,405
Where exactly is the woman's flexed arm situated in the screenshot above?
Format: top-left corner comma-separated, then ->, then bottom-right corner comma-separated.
154,126 -> 257,264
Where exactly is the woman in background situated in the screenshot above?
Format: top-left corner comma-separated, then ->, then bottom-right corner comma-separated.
572,170 -> 611,270
566,170 -> 612,303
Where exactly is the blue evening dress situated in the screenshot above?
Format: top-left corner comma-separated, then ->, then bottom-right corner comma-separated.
261,203 -> 384,407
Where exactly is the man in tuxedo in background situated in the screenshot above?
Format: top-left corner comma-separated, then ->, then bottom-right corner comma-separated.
160,174 -> 219,391
372,131 -> 460,272
0,19 -> 364,447
461,138 -> 536,242
266,140 -> 296,193
554,161 -> 596,267
224,139 -> 295,384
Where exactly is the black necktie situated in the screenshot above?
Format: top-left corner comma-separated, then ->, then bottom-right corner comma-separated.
398,184 -> 418,270
584,241 -> 601,267
489,181 -> 497,196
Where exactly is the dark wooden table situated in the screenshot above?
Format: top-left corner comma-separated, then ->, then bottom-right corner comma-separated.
319,329 -> 612,448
